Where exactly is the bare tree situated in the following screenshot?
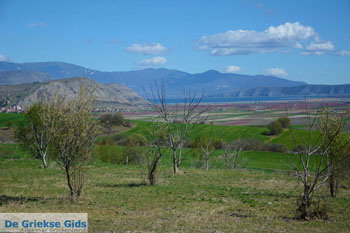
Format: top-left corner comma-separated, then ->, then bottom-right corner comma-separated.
287,102 -> 347,219
147,80 -> 207,173
49,79 -> 99,200
145,122 -> 169,185
223,139 -> 243,169
197,131 -> 215,171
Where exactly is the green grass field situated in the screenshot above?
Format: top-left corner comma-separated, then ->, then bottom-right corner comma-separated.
119,120 -> 270,142
0,113 -> 25,127
1,153 -> 349,232
1,113 -> 350,232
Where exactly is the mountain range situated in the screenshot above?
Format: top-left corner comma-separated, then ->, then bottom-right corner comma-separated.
0,61 -> 306,98
211,84 -> 350,98
0,70 -> 53,85
0,61 -> 349,99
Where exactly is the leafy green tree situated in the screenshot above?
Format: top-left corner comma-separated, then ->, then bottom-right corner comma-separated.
319,109 -> 349,197
100,112 -> 125,127
15,103 -> 54,168
277,117 -> 290,128
48,80 -> 100,200
268,120 -> 283,135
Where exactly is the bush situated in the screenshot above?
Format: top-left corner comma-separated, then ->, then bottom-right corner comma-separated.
214,138 -> 225,149
262,143 -> 286,153
296,197 -> 329,220
238,138 -> 264,151
277,117 -> 290,128
100,113 -> 125,127
126,134 -> 147,147
184,138 -> 194,148
268,120 -> 283,135
229,138 -> 286,153
109,134 -> 129,146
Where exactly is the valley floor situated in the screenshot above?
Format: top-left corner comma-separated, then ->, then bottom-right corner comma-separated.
1,157 -> 350,232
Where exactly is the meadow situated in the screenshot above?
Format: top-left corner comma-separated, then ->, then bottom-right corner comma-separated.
1,103 -> 350,232
1,150 -> 350,232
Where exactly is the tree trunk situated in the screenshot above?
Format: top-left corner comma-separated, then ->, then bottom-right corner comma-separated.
205,157 -> 209,170
233,153 -> 239,168
173,162 -> 179,173
172,150 -> 179,173
329,176 -> 336,197
40,151 -> 48,168
65,167 -> 75,200
42,155 -> 48,168
299,184 -> 311,219
149,165 -> 157,186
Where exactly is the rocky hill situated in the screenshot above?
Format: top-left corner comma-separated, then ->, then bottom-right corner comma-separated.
0,77 -> 147,107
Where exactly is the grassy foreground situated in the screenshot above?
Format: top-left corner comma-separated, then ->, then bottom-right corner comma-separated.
1,155 -> 350,232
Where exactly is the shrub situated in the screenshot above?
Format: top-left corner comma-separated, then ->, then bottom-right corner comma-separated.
268,120 -> 283,135
296,197 -> 329,220
184,138 -> 194,148
126,134 -> 147,147
262,143 -> 286,153
110,134 -> 128,146
214,138 -> 225,149
238,138 -> 264,151
100,113 -> 125,127
277,117 -> 291,128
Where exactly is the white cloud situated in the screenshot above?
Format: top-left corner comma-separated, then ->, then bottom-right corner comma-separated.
226,65 -> 242,73
336,50 -> 350,56
28,22 -> 47,28
0,54 -> 10,62
306,41 -> 334,51
126,43 -> 168,55
139,56 -> 167,67
197,22 -> 317,55
265,68 -> 288,78
300,41 -> 335,55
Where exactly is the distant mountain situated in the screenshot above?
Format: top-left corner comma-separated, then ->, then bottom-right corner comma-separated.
0,61 -> 306,98
0,70 -> 53,85
211,84 -> 350,97
0,77 -> 147,107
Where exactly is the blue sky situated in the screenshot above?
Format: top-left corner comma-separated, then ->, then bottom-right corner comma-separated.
0,0 -> 349,84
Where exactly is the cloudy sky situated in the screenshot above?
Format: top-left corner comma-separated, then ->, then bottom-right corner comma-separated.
0,0 -> 349,84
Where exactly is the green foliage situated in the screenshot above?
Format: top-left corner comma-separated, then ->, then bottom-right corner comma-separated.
277,117 -> 291,128
126,133 -> 147,147
268,120 -> 283,135
100,113 -> 125,127
14,103 -> 51,167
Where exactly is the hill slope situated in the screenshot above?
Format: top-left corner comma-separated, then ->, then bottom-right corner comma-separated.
0,77 -> 147,107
